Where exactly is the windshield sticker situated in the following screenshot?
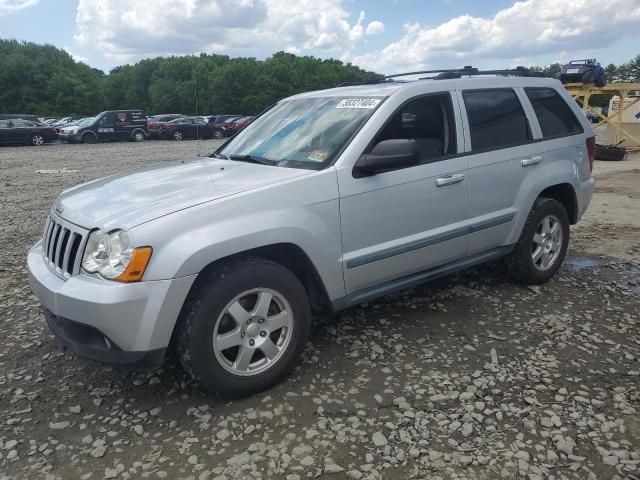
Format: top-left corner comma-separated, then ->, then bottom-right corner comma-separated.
307,150 -> 329,162
336,98 -> 380,109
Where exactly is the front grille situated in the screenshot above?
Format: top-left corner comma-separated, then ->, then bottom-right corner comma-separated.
42,215 -> 87,278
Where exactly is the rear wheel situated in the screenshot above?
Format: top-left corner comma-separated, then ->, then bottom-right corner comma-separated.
29,133 -> 45,146
176,257 -> 311,398
507,198 -> 569,284
213,129 -> 224,139
132,130 -> 145,142
173,130 -> 183,141
82,132 -> 96,144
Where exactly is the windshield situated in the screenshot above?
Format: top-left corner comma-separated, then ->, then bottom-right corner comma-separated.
76,117 -> 94,127
218,96 -> 384,169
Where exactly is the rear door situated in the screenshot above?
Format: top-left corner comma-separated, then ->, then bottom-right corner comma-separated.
11,120 -> 33,143
522,87 -> 587,194
458,88 -> 547,255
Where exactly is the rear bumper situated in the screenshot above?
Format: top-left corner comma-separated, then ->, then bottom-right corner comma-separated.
577,176 -> 595,220
27,242 -> 197,360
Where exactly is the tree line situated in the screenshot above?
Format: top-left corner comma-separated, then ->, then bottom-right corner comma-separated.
1,39 -> 638,117
0,39 -> 380,117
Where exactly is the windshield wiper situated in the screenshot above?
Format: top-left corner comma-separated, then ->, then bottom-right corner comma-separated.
228,154 -> 277,166
211,152 -> 230,160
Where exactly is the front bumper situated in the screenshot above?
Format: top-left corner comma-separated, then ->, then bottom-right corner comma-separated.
27,242 -> 196,365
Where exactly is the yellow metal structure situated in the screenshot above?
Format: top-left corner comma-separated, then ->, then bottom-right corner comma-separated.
564,82 -> 640,151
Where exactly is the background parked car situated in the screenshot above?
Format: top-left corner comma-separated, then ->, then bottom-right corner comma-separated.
160,116 -> 215,140
207,114 -> 242,139
221,116 -> 255,136
147,114 -> 184,139
58,110 -> 147,143
0,119 -> 57,146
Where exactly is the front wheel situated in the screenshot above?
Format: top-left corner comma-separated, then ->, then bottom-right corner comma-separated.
213,129 -> 224,139
29,133 -> 45,146
176,257 -> 311,398
173,130 -> 183,141
507,198 -> 570,284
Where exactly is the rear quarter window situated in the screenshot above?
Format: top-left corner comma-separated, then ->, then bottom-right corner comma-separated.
462,89 -> 532,152
525,88 -> 584,138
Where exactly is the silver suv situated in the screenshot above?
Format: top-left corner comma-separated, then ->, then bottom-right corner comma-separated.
28,69 -> 595,397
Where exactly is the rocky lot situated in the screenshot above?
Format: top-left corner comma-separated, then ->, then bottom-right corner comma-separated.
0,141 -> 638,480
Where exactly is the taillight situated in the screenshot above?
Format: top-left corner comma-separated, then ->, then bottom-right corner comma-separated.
586,136 -> 595,172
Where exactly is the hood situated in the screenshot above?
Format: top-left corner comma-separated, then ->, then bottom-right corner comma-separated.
55,157 -> 311,230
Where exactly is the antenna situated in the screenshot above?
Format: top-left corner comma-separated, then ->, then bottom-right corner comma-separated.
194,63 -> 201,157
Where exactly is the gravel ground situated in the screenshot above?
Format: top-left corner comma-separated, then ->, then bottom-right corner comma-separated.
0,140 -> 639,480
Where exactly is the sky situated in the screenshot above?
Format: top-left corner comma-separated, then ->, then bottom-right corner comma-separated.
1,0 -> 639,74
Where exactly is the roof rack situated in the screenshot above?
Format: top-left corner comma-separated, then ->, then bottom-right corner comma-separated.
386,65 -> 545,80
336,66 -> 544,87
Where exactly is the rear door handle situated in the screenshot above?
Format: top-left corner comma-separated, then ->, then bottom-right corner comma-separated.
436,173 -> 465,187
521,156 -> 542,167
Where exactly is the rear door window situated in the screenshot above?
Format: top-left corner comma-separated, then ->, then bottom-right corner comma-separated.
462,89 -> 531,152
525,88 -> 583,138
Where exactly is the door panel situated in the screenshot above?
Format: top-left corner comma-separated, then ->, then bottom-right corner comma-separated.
339,156 -> 469,293
458,88 -> 548,255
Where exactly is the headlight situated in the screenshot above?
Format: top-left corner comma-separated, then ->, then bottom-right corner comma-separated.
82,230 -> 152,282
68,127 -> 79,134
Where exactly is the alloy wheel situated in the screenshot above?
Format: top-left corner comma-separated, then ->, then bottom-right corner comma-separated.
531,214 -> 563,271
212,288 -> 293,376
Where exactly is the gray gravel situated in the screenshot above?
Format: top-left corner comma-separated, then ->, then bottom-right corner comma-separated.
0,141 -> 639,479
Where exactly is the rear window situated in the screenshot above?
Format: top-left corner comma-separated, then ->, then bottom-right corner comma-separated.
462,89 -> 531,152
525,88 -> 583,138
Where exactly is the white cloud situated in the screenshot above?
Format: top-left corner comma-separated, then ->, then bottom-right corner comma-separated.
74,0 -> 381,64
0,0 -> 38,13
352,0 -> 640,73
365,20 -> 385,36
64,47 -> 89,65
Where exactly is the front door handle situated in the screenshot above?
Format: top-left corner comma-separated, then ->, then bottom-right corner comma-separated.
436,173 -> 465,187
521,156 -> 543,167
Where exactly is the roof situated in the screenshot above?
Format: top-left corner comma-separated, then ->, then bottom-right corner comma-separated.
285,75 -> 560,101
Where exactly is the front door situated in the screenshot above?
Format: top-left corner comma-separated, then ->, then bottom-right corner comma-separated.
96,113 -> 117,141
337,92 -> 469,294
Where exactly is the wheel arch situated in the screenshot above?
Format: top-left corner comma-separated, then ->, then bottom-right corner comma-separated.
81,130 -> 98,141
538,183 -> 578,224
184,243 -> 333,314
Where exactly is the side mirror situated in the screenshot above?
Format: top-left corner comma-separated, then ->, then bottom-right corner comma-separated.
354,139 -> 420,176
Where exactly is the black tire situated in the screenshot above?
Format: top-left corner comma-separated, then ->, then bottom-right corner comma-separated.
213,128 -> 224,139
29,133 -> 45,146
176,257 -> 311,398
132,130 -> 145,142
173,130 -> 183,141
82,132 -> 97,144
582,70 -> 595,84
507,198 -> 570,285
595,144 -> 626,161
594,73 -> 606,87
